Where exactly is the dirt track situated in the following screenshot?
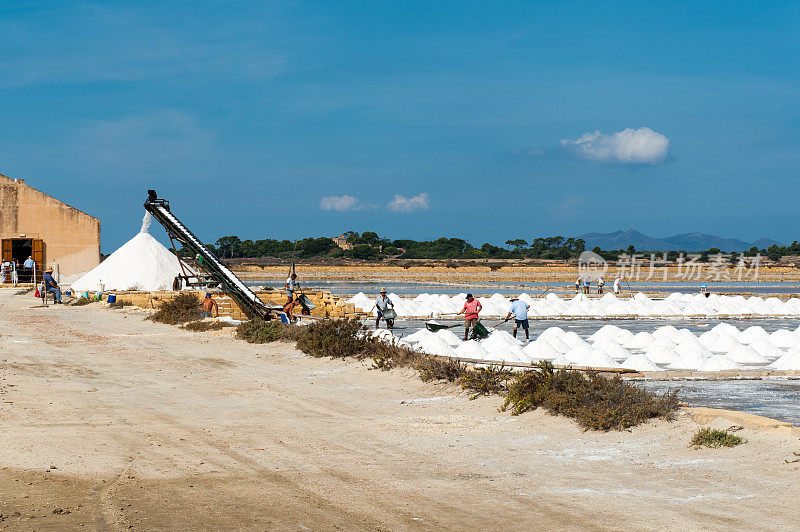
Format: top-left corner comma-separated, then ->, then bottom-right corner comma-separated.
0,288 -> 799,530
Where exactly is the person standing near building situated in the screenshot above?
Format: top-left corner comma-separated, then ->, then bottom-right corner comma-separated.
375,288 -> 395,329
457,293 -> 482,341
23,256 -> 35,283
42,267 -> 62,303
597,276 -> 605,294
575,277 -> 581,293
613,276 -> 622,295
583,275 -> 591,294
504,295 -> 531,341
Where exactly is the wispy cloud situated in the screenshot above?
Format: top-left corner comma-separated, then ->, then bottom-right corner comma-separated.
387,193 -> 430,213
320,195 -> 361,212
560,127 -> 669,165
0,3 -> 290,88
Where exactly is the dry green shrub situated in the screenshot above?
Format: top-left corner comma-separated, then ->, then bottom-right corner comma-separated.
15,287 -> 35,295
109,299 -> 132,309
68,298 -> 93,306
296,318 -> 368,358
690,428 -> 743,448
501,361 -> 679,431
183,321 -> 225,332
149,293 -> 202,324
235,320 -> 306,343
460,365 -> 515,399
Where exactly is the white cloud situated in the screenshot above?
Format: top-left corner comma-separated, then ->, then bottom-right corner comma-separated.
320,195 -> 360,212
387,193 -> 430,213
560,127 -> 669,165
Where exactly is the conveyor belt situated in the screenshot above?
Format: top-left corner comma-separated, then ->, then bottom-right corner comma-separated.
144,190 -> 278,320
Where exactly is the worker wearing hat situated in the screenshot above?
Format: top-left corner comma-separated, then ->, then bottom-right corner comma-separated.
375,288 -> 395,330
42,267 -> 62,304
504,295 -> 530,341
456,293 -> 482,341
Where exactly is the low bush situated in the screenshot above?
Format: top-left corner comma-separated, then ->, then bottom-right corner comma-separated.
69,298 -> 93,307
183,320 -> 225,332
501,361 -> 680,431
235,320 -> 306,343
296,318 -> 368,358
149,293 -> 202,324
109,299 -> 132,309
15,287 -> 35,295
690,428 -> 743,448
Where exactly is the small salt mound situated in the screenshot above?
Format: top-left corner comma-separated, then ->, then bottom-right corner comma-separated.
748,339 -> 785,359
403,329 -> 436,344
589,325 -> 631,344
698,355 -> 741,372
551,355 -> 572,366
487,345 -> 527,364
699,332 -> 737,353
590,337 -> 632,360
770,349 -> 800,370
434,329 -> 463,347
769,329 -> 799,349
560,331 -> 587,349
739,325 -> 770,344
537,327 -> 565,342
652,325 -> 680,340
726,344 -> 768,364
579,349 -> 620,369
624,332 -> 654,350
710,322 -> 741,338
415,336 -> 456,357
668,350 -> 708,370
480,330 -> 521,352
455,340 -> 488,359
72,213 -> 192,291
621,354 -> 663,372
563,345 -> 593,365
645,345 -> 680,364
522,340 -> 559,361
547,336 -> 571,354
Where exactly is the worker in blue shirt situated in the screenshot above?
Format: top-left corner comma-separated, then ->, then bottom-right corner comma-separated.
42,267 -> 62,303
504,295 -> 530,340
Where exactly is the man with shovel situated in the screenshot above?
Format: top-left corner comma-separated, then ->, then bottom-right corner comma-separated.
457,293 -> 482,341
504,295 -> 530,341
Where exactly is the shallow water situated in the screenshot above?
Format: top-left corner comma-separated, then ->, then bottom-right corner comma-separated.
640,379 -> 800,426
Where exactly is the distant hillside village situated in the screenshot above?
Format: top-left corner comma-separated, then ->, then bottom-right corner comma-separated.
194,231 -> 800,264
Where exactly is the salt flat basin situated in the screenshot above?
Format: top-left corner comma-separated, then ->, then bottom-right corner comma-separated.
348,291 -> 800,319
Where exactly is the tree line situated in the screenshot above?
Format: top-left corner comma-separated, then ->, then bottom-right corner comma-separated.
191,232 -> 800,262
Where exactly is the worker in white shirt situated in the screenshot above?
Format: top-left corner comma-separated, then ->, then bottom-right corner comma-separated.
613,276 -> 622,295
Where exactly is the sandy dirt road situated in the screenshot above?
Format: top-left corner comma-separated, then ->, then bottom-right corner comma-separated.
0,288 -> 798,530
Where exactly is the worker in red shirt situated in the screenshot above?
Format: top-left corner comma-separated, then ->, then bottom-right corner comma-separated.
456,293 -> 482,341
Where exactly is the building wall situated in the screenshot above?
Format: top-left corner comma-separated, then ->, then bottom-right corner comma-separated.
0,174 -> 101,276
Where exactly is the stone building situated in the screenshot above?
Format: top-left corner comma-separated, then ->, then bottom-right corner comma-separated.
0,173 -> 100,279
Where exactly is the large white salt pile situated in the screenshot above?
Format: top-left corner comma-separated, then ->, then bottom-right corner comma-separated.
71,213 -> 190,292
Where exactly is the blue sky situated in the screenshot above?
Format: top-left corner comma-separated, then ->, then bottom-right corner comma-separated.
1,1 -> 799,252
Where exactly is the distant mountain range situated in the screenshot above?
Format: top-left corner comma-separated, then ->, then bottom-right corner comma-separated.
579,229 -> 784,253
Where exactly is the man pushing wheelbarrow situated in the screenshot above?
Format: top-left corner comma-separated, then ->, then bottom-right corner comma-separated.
375,288 -> 396,329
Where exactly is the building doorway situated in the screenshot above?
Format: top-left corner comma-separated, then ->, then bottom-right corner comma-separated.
1,238 -> 43,283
